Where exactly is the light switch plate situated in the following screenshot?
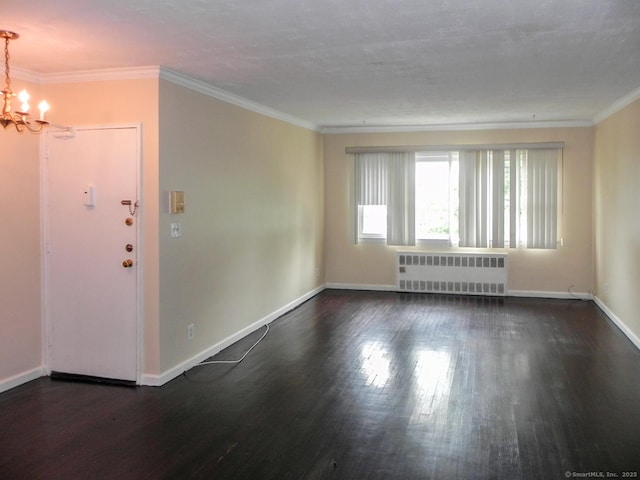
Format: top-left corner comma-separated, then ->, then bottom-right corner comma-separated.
170,222 -> 182,238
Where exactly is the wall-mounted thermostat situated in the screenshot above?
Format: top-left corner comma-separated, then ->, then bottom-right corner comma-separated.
170,191 -> 185,214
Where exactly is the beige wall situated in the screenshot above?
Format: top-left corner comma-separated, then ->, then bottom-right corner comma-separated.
157,80 -> 324,373
594,99 -> 640,340
0,80 -> 43,384
324,127 -> 594,294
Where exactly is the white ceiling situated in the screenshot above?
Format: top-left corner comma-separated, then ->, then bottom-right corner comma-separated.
3,0 -> 640,130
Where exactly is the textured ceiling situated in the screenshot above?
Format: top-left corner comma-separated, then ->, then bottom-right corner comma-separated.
3,0 -> 640,129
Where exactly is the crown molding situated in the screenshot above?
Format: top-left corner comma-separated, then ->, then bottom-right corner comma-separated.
158,67 -> 319,132
592,84 -> 640,124
41,66 -> 161,83
11,65 -> 160,84
9,66 -> 42,84
321,119 -> 594,134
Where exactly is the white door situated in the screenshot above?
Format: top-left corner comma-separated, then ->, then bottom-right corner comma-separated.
45,126 -> 140,382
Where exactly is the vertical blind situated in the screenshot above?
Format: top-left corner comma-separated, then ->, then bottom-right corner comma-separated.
459,148 -> 559,248
386,152 -> 416,246
356,153 -> 388,205
526,149 -> 558,249
458,150 -> 506,248
459,150 -> 494,247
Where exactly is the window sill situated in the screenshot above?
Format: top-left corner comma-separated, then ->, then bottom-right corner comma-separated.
357,237 -> 387,244
416,238 -> 452,247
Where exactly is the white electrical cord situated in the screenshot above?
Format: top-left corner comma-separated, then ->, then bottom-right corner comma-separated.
568,285 -> 589,301
196,324 -> 270,366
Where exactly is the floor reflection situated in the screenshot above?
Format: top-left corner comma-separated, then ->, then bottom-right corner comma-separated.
360,342 -> 391,388
411,350 -> 453,422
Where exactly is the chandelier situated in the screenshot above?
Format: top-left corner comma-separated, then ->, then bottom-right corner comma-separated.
1,30 -> 50,134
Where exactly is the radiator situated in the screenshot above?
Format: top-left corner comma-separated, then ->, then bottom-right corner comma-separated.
397,252 -> 508,296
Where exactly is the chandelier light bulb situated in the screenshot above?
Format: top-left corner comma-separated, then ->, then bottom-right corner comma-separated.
38,100 -> 50,121
18,89 -> 30,112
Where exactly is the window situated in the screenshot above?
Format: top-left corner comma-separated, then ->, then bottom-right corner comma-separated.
415,152 -> 459,243
359,204 -> 387,238
355,147 -> 560,249
356,152 -> 415,245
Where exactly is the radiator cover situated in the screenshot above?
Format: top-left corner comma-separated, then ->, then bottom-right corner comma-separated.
397,252 -> 508,296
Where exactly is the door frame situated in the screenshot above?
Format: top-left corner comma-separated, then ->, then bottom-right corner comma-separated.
41,123 -> 144,384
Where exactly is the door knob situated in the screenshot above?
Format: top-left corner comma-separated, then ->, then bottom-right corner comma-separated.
122,259 -> 134,268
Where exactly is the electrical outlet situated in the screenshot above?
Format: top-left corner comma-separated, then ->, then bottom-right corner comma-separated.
187,324 -> 194,341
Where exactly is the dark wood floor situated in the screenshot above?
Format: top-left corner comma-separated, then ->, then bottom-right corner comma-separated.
2,290 -> 640,479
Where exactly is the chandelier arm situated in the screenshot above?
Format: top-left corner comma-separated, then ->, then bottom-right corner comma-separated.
26,121 -> 46,133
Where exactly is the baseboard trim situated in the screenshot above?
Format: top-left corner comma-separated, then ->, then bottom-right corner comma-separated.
326,283 -> 593,300
0,366 -> 44,395
507,290 -> 593,300
141,285 -> 326,387
325,283 -> 397,292
594,296 -> 640,351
